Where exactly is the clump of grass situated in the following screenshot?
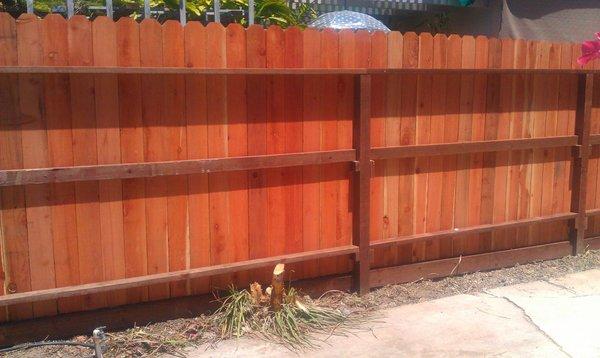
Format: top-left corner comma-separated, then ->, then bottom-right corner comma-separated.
213,286 -> 254,338
214,286 -> 366,350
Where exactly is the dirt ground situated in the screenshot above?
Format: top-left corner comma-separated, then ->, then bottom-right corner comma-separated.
4,249 -> 600,357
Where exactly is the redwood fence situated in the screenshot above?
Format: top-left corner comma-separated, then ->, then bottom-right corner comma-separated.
1,13 -> 600,326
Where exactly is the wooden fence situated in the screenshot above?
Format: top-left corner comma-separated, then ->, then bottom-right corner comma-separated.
1,12 -> 600,324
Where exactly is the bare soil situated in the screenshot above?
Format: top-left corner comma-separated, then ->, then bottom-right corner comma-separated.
5,249 -> 600,358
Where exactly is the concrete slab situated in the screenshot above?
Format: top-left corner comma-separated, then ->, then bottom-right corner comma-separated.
186,293 -> 567,357
487,270 -> 600,358
182,269 -> 600,358
550,268 -> 600,295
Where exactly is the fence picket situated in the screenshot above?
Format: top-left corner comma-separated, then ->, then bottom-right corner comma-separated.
225,23 -> 249,287
16,13 -> 57,318
68,15 -> 107,310
92,16 -> 127,307
300,28 -> 321,279
283,27 -> 305,276
42,14 -> 82,314
116,17 -> 149,304
162,20 -> 189,297
0,12 -> 31,321
140,18 -> 170,301
441,34 -> 461,258
205,23 -> 230,289
318,28 -> 340,276
184,21 -> 211,295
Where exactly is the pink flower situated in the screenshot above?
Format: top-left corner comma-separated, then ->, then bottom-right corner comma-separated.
578,32 -> 600,66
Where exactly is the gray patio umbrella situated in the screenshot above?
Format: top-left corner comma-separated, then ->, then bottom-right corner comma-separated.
308,10 -> 391,33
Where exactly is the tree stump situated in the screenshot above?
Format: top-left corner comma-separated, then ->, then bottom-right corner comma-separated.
270,263 -> 285,311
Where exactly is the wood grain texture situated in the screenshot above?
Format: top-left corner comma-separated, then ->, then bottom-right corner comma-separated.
0,17 -> 591,321
116,17 -> 148,304
16,13 -> 57,318
0,12 -> 31,321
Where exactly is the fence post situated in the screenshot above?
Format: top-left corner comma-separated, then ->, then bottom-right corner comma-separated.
248,0 -> 255,25
352,74 -> 371,295
179,0 -> 187,25
106,0 -> 113,19
144,0 -> 150,18
214,0 -> 220,23
26,0 -> 33,13
570,73 -> 594,255
66,0 -> 74,18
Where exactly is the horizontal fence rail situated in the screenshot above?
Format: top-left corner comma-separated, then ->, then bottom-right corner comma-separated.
0,150 -> 356,186
371,213 -> 579,249
371,136 -> 579,160
0,246 -> 359,307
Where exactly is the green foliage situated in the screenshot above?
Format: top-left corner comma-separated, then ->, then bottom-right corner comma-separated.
13,0 -> 316,27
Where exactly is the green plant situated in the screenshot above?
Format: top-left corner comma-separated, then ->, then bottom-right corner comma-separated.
14,0 -> 316,27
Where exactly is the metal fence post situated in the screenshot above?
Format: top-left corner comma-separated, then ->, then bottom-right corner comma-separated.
106,0 -> 113,19
144,0 -> 151,18
248,0 -> 255,24
214,0 -> 220,23
26,0 -> 33,13
179,0 -> 187,25
66,0 -> 74,18
352,74 -> 372,295
570,73 -> 594,255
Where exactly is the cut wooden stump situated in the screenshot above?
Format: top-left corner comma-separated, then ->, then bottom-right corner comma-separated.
270,264 -> 285,311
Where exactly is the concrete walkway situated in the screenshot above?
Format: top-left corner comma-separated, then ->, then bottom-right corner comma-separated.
185,269 -> 600,357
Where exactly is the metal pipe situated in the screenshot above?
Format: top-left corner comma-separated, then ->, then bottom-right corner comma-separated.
144,0 -> 151,18
248,0 -> 254,24
66,0 -> 74,18
179,0 -> 187,25
106,0 -> 113,19
214,0 -> 220,23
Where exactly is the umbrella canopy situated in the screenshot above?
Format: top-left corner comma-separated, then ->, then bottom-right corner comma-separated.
308,10 -> 391,33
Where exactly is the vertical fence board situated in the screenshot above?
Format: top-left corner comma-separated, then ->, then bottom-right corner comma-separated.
382,31 -> 402,266
528,42 -> 549,246
225,23 -> 249,287
370,31 -> 387,268
414,33 -> 433,262
162,20 -> 189,297
266,26 -> 286,278
0,12 -> 31,321
184,22 -> 210,295
92,16 -> 127,307
480,37 -> 501,252
542,42 -> 562,244
246,25 -> 269,283
205,23 -> 230,289
16,13 -> 58,318
283,27 -> 305,278
493,38 -> 514,251
441,34 -> 461,258
116,17 -> 148,304
398,32 -> 418,264
300,28 -> 320,279
318,29 -> 340,276
465,36 -> 488,255
512,40 -> 531,247
425,33 -> 446,261
42,14 -> 82,314
140,18 -> 170,300
454,35 -> 475,255
68,15 -> 107,310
